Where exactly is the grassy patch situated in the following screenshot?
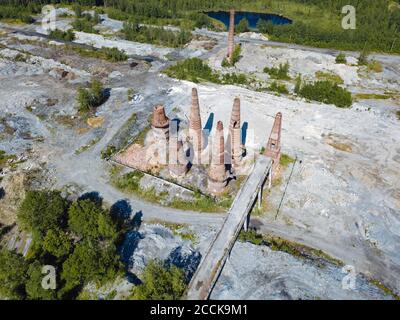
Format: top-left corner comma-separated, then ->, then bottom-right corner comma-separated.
112,170 -> 230,213
0,150 -> 17,168
74,137 -> 101,155
239,229 -> 344,267
368,279 -> 400,300
238,229 -> 264,246
221,44 -> 242,67
355,93 -> 392,100
315,71 -> 344,85
296,79 -> 353,108
279,154 -> 295,168
367,60 -> 383,73
396,110 -> 400,120
264,62 -> 290,80
164,58 -> 250,86
268,81 -> 289,95
149,220 -> 198,244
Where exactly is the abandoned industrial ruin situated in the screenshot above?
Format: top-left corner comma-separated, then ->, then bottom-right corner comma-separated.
114,9 -> 282,197
114,86 -> 282,196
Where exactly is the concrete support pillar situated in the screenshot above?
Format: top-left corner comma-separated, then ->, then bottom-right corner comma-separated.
268,166 -> 272,189
244,213 -> 249,231
258,187 -> 262,209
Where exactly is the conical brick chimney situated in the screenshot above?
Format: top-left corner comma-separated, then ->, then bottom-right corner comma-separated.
230,97 -> 243,167
208,121 -> 227,194
264,112 -> 282,174
189,88 -> 203,162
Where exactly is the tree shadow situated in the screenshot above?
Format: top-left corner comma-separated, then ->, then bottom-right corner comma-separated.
130,210 -> 143,230
78,191 -> 103,207
166,246 -> 202,282
0,187 -> 5,200
110,199 -> 133,227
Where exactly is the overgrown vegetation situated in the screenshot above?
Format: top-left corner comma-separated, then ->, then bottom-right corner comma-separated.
221,44 -> 242,67
112,170 -> 231,213
238,229 -> 344,267
235,17 -> 249,33
2,0 -> 400,53
76,79 -> 106,114
72,10 -> 100,33
165,58 -> 249,86
315,71 -> 344,84
279,153 -> 295,167
263,62 -> 290,80
123,20 -> 192,48
335,53 -> 347,64
0,189 -> 123,299
268,81 -> 289,95
48,29 -> 75,42
131,260 -> 186,300
65,45 -> 128,62
295,78 -> 353,108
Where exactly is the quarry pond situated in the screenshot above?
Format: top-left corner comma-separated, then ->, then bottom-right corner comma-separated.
206,11 -> 292,29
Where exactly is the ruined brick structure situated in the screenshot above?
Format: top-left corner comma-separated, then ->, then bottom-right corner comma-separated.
208,121 -> 227,194
227,9 -> 235,63
168,135 -> 189,178
230,97 -> 243,168
151,105 -> 170,140
189,88 -> 203,163
264,112 -> 282,174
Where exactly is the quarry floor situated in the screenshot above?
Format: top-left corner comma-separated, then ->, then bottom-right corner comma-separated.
0,16 -> 399,299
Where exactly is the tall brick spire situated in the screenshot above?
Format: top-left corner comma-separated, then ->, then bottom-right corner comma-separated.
264,112 -> 282,173
169,136 -> 188,178
230,97 -> 243,167
227,9 -> 235,63
189,88 -> 203,162
151,105 -> 170,140
208,121 -> 227,194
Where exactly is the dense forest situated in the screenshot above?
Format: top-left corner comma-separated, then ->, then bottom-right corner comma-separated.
1,0 -> 399,52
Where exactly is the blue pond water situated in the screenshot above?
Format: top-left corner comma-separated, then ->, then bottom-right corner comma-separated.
206,11 -> 292,29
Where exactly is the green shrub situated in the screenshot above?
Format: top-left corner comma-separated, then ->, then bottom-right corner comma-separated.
268,81 -> 288,94
315,71 -> 344,84
123,21 -> 192,48
238,229 -> 264,246
335,53 -> 347,64
297,80 -> 353,108
0,249 -> 28,300
164,58 -> 220,83
48,29 -> 75,42
235,18 -> 249,33
132,260 -> 186,300
264,62 -> 290,80
99,47 -> 128,62
76,79 -> 105,114
222,44 -> 242,67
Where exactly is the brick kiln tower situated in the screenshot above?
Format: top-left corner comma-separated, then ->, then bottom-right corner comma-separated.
227,9 -> 235,63
208,121 -> 227,194
189,88 -> 203,163
168,135 -> 189,178
264,112 -> 282,174
151,105 -> 170,140
230,97 -> 243,168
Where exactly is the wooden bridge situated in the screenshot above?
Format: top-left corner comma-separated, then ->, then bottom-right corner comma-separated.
185,155 -> 273,300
